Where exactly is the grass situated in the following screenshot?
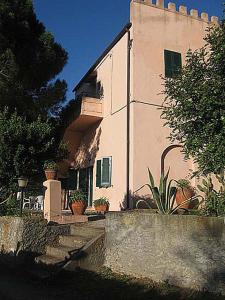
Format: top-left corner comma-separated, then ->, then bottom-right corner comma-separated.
0,264 -> 224,300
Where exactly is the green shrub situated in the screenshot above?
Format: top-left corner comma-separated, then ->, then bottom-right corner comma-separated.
93,197 -> 109,207
198,176 -> 225,216
0,193 -> 18,216
43,160 -> 58,170
176,179 -> 191,189
202,191 -> 225,216
69,190 -> 87,203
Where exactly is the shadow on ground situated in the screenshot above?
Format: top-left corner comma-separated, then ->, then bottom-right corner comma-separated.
0,263 -> 225,300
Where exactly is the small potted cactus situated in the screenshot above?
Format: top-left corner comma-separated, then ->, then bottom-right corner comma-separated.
176,179 -> 195,209
69,190 -> 87,215
43,160 -> 58,180
93,197 -> 109,213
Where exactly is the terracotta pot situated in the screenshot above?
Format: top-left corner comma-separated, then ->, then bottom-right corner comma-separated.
94,204 -> 109,213
45,169 -> 57,180
71,201 -> 87,215
176,187 -> 195,210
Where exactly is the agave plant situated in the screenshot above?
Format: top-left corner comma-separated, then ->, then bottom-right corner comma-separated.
136,169 -> 200,214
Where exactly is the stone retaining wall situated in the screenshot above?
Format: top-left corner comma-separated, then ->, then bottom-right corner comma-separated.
0,216 -> 70,261
105,211 -> 225,294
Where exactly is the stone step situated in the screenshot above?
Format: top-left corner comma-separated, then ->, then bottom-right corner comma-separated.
34,222 -> 105,271
88,219 -> 106,228
59,234 -> 89,248
35,254 -> 63,266
70,224 -> 104,238
46,245 -> 76,260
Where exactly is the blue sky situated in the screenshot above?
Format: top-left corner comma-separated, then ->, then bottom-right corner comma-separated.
33,0 -> 223,101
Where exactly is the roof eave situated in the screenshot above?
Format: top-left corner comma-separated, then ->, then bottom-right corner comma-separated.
73,22 -> 132,92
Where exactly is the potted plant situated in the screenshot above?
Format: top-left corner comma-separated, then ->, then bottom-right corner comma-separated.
69,190 -> 87,215
176,179 -> 195,209
93,197 -> 109,213
43,160 -> 58,180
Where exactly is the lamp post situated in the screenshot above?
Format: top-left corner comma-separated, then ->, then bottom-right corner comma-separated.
18,177 -> 28,216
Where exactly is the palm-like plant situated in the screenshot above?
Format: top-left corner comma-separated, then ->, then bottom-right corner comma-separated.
136,169 -> 200,214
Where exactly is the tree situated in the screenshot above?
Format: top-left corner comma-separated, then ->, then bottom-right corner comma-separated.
0,109 -> 66,198
0,0 -> 68,119
161,20 -> 225,176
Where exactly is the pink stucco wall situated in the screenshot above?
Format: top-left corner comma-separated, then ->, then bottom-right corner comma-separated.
64,0 -> 218,210
92,33 -> 128,210
63,33 -> 129,211
130,0 -> 214,199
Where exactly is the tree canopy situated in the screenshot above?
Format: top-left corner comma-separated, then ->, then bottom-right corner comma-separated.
0,109 -> 65,197
161,20 -> 225,175
0,1 -> 70,199
0,0 -> 68,119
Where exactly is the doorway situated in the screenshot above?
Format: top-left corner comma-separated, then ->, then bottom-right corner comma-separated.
78,167 -> 93,207
65,166 -> 93,207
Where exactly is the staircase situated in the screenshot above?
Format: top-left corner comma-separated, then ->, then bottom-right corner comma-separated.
35,220 -> 105,272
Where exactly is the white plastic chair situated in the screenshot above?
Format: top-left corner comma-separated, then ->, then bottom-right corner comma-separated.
34,195 -> 44,210
22,197 -> 31,209
23,196 -> 40,210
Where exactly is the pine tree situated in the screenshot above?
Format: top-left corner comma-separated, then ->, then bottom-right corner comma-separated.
0,0 -> 68,119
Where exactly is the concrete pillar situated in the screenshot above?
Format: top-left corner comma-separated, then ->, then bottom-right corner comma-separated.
43,180 -> 61,222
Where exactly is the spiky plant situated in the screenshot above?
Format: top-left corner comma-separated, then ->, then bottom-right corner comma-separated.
136,169 -> 200,214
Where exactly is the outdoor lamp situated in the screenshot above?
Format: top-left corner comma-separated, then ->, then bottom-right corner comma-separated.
18,177 -> 28,216
18,177 -> 28,188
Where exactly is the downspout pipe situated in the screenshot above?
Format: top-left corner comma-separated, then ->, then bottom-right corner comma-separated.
126,27 -> 132,209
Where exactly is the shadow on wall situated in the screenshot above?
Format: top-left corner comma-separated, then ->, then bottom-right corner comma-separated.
74,122 -> 102,169
171,217 -> 225,295
0,244 -> 41,267
120,191 -> 156,211
0,258 -> 224,300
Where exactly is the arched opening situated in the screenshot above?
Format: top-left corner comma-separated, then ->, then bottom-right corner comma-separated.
161,145 -> 183,175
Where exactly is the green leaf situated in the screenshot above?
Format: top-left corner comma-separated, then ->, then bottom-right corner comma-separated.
197,185 -> 207,193
148,168 -> 155,188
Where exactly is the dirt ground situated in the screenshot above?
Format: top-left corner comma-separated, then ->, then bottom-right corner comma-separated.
0,264 -> 224,300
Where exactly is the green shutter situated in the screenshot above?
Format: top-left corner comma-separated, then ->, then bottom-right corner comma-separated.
164,50 -> 182,78
79,168 -> 88,192
96,160 -> 102,187
164,50 -> 173,78
102,157 -> 112,187
173,52 -> 182,73
67,169 -> 77,190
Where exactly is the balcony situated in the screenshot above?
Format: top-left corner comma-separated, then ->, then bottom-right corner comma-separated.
81,96 -> 102,118
67,96 -> 103,132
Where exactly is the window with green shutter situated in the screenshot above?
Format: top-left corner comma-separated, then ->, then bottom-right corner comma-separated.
101,157 -> 112,187
164,50 -> 182,78
96,160 -> 102,187
96,157 -> 112,188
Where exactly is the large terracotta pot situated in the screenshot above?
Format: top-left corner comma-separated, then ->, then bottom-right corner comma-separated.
176,187 -> 195,210
71,201 -> 87,215
94,204 -> 109,213
45,169 -> 57,180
